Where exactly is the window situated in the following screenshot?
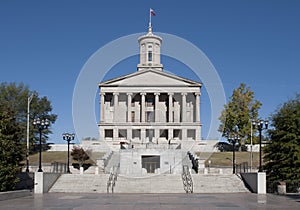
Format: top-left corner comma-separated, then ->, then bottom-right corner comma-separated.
173,129 -> 181,139
146,111 -> 154,122
159,129 -> 168,139
146,96 -> 154,107
131,111 -> 135,122
118,129 -> 127,139
133,129 -> 141,139
148,51 -> 152,62
187,129 -> 195,140
105,129 -> 113,138
105,94 -> 113,107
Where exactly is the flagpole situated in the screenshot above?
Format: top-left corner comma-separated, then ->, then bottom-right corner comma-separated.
149,8 -> 152,27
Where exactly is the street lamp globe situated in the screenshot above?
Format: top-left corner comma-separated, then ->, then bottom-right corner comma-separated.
252,119 -> 268,172
33,118 -> 50,172
63,132 -> 75,173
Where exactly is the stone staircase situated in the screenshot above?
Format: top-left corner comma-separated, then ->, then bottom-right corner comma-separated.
192,174 -> 249,193
104,151 -> 120,173
49,173 -> 249,194
49,174 -> 109,193
113,174 -> 185,193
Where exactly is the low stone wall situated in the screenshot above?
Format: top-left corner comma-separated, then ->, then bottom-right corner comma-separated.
43,173 -> 61,192
198,167 -> 233,175
16,172 -> 34,190
0,190 -> 32,201
241,173 -> 257,193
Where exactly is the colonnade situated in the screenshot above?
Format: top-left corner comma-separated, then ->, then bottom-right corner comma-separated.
100,92 -> 200,123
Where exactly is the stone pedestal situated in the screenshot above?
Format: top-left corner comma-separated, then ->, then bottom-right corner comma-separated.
257,172 -> 266,194
34,172 -> 44,194
278,182 -> 286,195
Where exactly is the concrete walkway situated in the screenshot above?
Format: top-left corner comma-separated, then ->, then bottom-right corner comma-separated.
0,193 -> 299,210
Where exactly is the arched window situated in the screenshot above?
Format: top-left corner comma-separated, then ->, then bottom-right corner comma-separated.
148,51 -> 152,61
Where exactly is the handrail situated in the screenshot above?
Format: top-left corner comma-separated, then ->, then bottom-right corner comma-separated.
107,165 -> 119,193
182,165 -> 193,193
236,162 -> 249,174
187,151 -> 199,173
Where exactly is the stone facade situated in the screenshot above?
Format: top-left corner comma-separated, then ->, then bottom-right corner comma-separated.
98,26 -> 202,151
98,26 -> 203,175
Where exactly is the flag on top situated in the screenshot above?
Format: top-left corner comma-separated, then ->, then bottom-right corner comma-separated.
150,8 -> 156,16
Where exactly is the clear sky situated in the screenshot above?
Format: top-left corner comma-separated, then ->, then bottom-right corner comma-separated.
1,1 -> 299,144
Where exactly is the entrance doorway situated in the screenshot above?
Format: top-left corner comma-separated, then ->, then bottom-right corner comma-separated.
142,155 -> 160,173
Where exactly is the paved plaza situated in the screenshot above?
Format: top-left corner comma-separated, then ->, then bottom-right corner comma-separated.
0,192 -> 299,210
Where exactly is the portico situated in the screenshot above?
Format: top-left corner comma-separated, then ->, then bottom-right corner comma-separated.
98,25 -> 202,151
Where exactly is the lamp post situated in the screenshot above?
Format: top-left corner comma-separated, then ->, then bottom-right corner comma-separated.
26,93 -> 34,172
252,119 -> 268,172
33,118 -> 50,172
228,125 -> 239,174
250,119 -> 253,172
62,133 -> 75,173
228,133 -> 240,174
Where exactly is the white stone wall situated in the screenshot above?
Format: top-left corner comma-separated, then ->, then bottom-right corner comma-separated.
119,148 -> 182,176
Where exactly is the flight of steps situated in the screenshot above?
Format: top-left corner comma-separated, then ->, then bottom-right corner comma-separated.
49,174 -> 109,193
113,174 -> 185,193
192,174 -> 249,193
49,173 -> 249,193
104,151 -> 120,173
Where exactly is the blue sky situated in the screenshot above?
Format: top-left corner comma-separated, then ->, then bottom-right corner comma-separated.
1,1 -> 299,144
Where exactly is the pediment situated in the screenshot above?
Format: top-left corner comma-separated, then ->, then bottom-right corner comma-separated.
99,69 -> 201,87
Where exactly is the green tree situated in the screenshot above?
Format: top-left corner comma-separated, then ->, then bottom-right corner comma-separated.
0,82 -> 57,151
218,83 -> 262,146
264,94 -> 300,181
0,102 -> 24,191
71,147 -> 90,167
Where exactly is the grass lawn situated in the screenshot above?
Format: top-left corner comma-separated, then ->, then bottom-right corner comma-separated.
196,152 -> 260,168
24,151 -> 259,169
24,151 -> 105,165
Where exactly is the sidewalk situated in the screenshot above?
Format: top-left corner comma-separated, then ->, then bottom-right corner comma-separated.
0,192 -> 299,210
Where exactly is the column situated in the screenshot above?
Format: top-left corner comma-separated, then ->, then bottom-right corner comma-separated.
195,92 -> 200,122
141,128 -> 146,144
127,128 -> 132,141
127,93 -> 132,122
140,92 -> 146,122
100,128 -> 105,141
100,92 -> 105,122
196,128 -> 200,141
181,93 -> 187,122
181,128 -> 187,141
168,129 -> 173,141
154,92 -> 160,122
113,127 -> 118,141
168,93 -> 174,122
155,129 -> 160,143
113,92 -> 119,122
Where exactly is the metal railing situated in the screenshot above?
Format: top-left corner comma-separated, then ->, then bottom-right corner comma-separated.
51,162 -> 67,173
107,165 -> 119,193
182,165 -> 193,193
187,151 -> 199,173
235,162 -> 249,174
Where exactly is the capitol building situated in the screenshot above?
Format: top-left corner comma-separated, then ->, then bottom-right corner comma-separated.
97,24 -> 203,175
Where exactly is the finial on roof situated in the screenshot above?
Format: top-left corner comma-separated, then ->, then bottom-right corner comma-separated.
147,25 -> 153,35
